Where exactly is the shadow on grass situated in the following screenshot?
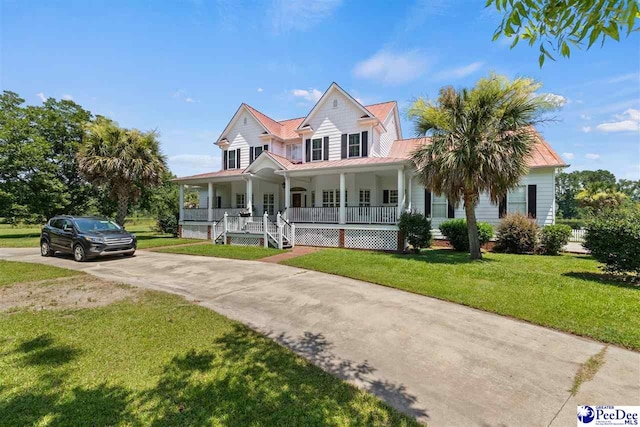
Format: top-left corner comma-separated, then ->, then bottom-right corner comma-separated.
0,232 -> 40,239
563,272 -> 639,290
1,325 -> 421,426
387,249 -> 495,265
135,235 -> 176,241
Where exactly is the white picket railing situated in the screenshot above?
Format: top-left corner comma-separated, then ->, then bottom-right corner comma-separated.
570,229 -> 586,242
345,206 -> 397,224
216,212 -> 294,249
288,207 -> 339,223
184,208 -> 243,221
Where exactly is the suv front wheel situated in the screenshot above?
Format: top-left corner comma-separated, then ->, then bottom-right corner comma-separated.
73,244 -> 87,262
40,240 -> 54,257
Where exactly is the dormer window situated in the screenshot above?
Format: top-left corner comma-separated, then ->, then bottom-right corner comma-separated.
348,133 -> 361,158
333,99 -> 338,108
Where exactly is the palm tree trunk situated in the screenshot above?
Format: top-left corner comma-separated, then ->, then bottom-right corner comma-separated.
464,194 -> 482,260
116,190 -> 129,226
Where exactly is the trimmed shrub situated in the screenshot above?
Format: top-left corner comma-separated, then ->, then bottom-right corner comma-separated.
584,210 -> 640,275
439,218 -> 494,252
399,211 -> 432,253
494,213 -> 539,254
540,224 -> 572,255
156,215 -> 179,237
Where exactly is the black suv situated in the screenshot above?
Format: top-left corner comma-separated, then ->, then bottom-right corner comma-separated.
41,216 -> 137,262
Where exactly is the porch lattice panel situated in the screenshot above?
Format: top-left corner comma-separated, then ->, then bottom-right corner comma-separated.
344,229 -> 398,251
181,225 -> 208,240
229,236 -> 260,247
295,228 -> 340,247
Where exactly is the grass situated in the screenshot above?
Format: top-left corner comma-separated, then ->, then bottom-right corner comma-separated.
0,260 -> 82,287
0,223 -> 202,250
156,244 -> 287,260
283,249 -> 640,350
570,346 -> 608,396
0,261 -> 417,426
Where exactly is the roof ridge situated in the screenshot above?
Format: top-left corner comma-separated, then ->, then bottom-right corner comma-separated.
364,100 -> 396,107
244,103 -> 283,131
277,116 -> 305,123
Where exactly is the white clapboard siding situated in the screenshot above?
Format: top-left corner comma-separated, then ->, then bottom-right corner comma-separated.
226,109 -> 266,169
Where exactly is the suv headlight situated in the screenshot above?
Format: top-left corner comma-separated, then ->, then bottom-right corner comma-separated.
84,236 -> 104,244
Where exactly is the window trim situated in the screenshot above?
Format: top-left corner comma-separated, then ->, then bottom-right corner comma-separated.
235,193 -> 245,209
263,193 -> 275,215
389,189 -> 398,205
311,138 -> 323,162
347,133 -> 361,158
228,149 -> 237,169
359,189 -> 371,207
286,143 -> 302,162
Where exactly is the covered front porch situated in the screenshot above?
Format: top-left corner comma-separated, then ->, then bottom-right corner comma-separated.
178,164 -> 414,226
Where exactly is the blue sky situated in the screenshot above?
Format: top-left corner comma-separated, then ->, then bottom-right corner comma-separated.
2,0 -> 639,179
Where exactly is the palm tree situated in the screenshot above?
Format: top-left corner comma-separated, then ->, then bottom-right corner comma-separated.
409,74 -> 554,260
78,117 -> 166,225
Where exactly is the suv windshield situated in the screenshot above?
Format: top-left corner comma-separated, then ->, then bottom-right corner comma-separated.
73,218 -> 122,233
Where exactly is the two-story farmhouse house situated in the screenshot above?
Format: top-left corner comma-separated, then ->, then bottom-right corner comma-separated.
174,82 -> 566,250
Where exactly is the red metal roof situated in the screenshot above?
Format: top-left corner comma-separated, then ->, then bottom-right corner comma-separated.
172,168 -> 244,181
364,101 -> 396,122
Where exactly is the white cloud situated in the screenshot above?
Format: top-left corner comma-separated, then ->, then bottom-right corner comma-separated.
62,94 -> 73,101
291,88 -> 323,103
36,92 -> 46,102
353,49 -> 428,85
596,108 -> 640,132
585,153 -> 601,160
562,152 -> 575,160
580,114 -> 591,121
541,93 -> 568,107
268,0 -> 342,33
582,126 -> 592,133
173,89 -> 197,103
435,61 -> 484,80
257,88 -> 263,92
607,73 -> 640,84
168,154 -> 220,170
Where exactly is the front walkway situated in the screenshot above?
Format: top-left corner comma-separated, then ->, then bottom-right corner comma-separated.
258,246 -> 320,264
0,248 -> 637,426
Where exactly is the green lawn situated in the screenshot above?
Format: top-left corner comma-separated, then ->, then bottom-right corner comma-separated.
156,243 -> 286,260
0,225 -> 41,248
0,260 -> 82,287
0,261 -> 417,426
283,249 -> 640,351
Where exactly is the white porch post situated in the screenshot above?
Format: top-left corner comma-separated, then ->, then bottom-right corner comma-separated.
407,174 -> 413,211
263,212 -> 268,248
246,176 -> 253,213
284,174 -> 291,219
212,186 -> 217,209
178,184 -> 184,221
207,182 -> 213,222
397,168 -> 405,218
339,172 -> 346,224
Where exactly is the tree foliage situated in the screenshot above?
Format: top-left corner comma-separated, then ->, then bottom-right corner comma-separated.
488,0 -> 640,66
409,73 -> 554,260
0,91 -> 92,222
584,209 -> 640,275
78,117 -> 167,225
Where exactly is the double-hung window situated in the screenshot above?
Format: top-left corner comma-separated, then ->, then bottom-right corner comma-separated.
359,190 -> 371,207
311,138 -> 323,161
263,193 -> 275,215
286,144 -> 302,162
254,146 -> 263,158
389,190 -> 398,204
235,193 -> 245,209
228,149 -> 237,169
507,186 -> 527,214
322,190 -> 334,207
348,133 -> 361,158
432,194 -> 448,218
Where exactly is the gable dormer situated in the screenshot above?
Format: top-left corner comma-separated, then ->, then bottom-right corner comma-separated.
295,83 -> 387,163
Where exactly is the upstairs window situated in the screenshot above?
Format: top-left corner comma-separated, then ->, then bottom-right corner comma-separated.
254,146 -> 263,158
286,144 -> 302,162
332,99 -> 338,108
311,138 -> 323,161
228,149 -> 237,169
348,133 -> 361,158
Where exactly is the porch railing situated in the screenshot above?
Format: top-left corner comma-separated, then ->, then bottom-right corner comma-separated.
184,208 -> 243,221
288,207 -> 339,223
345,206 -> 397,224
215,212 -> 293,249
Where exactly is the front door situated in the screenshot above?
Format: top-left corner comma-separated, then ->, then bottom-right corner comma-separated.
292,193 -> 302,208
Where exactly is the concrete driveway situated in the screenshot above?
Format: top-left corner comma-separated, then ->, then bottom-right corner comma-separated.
1,248 -> 638,426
